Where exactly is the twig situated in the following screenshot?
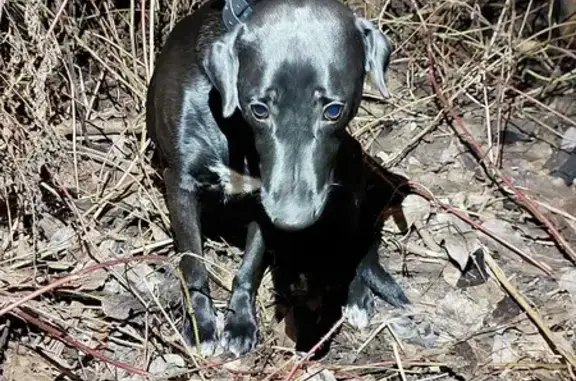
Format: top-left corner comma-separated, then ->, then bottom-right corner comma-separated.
0,255 -> 167,317
356,319 -> 388,355
10,308 -> 150,377
54,118 -> 142,137
484,252 -> 576,368
393,342 -> 408,381
283,316 -> 346,380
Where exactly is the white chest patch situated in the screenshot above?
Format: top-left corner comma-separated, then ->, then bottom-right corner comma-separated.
208,163 -> 262,197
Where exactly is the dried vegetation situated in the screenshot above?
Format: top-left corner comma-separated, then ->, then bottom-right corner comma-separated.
1,0 -> 576,380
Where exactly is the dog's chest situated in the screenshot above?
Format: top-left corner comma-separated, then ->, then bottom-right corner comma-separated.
207,162 -> 262,197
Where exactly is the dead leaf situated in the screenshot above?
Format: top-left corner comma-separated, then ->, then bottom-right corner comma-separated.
436,289 -> 491,337
4,346 -> 53,381
561,127 -> 576,152
80,266 -> 108,291
515,223 -> 549,240
401,194 -> 431,229
444,236 -> 479,270
37,213 -> 76,250
477,219 -> 526,256
101,293 -> 142,320
150,222 -> 170,241
558,268 -> 576,302
149,354 -> 185,377
431,213 -> 481,270
442,265 -> 462,287
492,330 -> 518,363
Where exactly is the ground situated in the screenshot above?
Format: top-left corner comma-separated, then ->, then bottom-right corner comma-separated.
1,0 -> 576,380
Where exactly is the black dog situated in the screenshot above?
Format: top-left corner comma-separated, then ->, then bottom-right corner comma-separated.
146,0 -> 409,357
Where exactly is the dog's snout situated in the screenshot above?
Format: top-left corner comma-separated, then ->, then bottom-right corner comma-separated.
269,203 -> 320,231
272,213 -> 317,231
262,187 -> 326,231
258,134 -> 335,232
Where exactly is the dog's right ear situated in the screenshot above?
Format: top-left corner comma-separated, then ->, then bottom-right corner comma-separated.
354,17 -> 391,99
203,25 -> 244,118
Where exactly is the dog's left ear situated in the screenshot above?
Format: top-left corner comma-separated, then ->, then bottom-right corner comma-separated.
354,17 -> 391,98
203,25 -> 245,118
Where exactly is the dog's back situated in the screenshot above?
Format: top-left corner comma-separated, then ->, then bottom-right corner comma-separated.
146,0 -> 226,170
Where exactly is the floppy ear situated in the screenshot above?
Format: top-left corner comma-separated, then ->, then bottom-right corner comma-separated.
203,25 -> 244,118
354,17 -> 392,98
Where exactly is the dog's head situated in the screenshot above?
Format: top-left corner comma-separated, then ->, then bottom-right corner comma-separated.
203,0 -> 391,231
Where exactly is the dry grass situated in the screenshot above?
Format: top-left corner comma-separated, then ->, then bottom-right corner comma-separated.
1,0 -> 576,380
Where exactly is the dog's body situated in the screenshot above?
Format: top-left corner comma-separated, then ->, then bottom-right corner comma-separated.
146,0 -> 409,357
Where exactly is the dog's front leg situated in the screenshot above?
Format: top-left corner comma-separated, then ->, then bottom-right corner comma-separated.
164,168 -> 219,356
344,234 -> 409,330
221,221 -> 267,357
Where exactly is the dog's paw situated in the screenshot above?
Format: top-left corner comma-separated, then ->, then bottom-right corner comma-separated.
220,309 -> 259,357
182,316 -> 221,357
181,296 -> 221,357
343,277 -> 375,330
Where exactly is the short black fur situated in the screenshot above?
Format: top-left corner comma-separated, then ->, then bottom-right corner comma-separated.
146,0 -> 410,358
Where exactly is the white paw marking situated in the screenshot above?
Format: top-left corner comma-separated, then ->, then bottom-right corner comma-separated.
343,304 -> 369,330
228,340 -> 249,358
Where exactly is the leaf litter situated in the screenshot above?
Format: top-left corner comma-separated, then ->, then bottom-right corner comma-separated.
2,0 -> 576,380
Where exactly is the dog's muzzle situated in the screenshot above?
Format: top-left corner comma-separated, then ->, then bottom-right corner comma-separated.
261,185 -> 329,231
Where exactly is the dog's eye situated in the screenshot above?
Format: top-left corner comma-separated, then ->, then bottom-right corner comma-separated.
323,103 -> 344,121
250,103 -> 269,119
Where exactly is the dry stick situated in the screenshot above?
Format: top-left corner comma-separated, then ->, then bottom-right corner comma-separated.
174,258 -> 203,357
392,343 -> 408,381
45,0 -> 69,37
10,308 -> 150,377
483,253 -> 576,368
0,254 -> 166,317
356,319 -> 401,356
283,316 -> 346,381
384,112 -> 443,168
425,45 -> 576,265
262,355 -> 295,381
141,0 -> 149,82
446,46 -> 576,129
